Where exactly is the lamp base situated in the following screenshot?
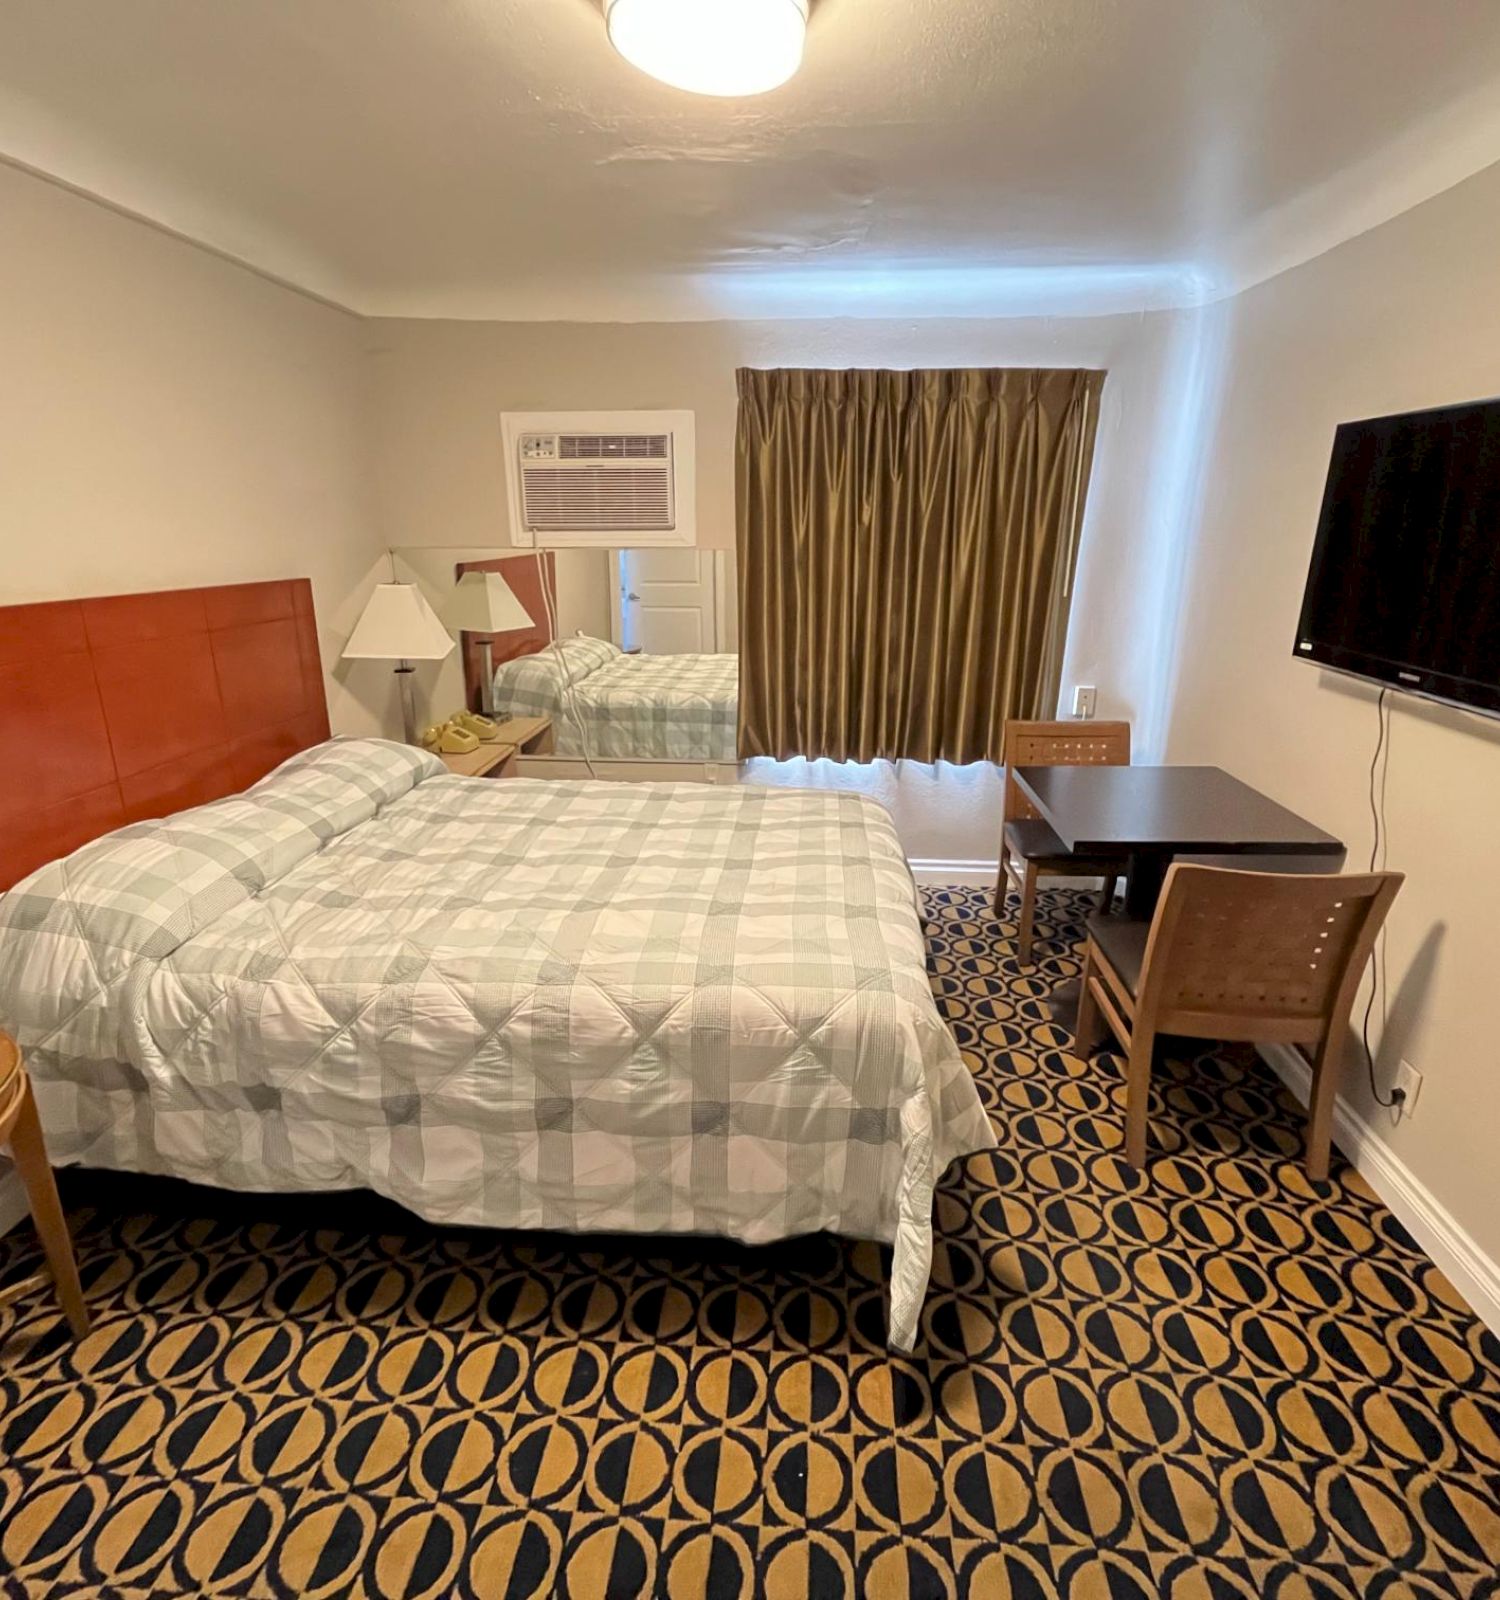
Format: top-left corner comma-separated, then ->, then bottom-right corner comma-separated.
480,640 -> 496,716
395,662 -> 419,744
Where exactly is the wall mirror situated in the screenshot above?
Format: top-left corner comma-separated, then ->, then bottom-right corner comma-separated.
392,546 -> 738,773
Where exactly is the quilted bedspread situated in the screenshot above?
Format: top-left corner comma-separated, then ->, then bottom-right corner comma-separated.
0,739 -> 994,1349
493,637 -> 739,760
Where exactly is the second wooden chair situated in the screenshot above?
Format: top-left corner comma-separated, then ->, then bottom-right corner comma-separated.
996,719 -> 1132,965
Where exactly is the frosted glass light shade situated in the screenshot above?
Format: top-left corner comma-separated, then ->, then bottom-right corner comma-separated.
605,0 -> 807,97
440,570 -> 533,635
341,584 -> 456,662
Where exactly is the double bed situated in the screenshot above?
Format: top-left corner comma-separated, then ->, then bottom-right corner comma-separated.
0,736 -> 994,1350
492,635 -> 739,761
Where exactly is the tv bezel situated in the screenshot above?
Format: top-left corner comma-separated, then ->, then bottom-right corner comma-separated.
1293,397 -> 1500,722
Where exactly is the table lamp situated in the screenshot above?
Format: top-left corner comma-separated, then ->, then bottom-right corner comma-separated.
341,583 -> 456,743
440,569 -> 533,715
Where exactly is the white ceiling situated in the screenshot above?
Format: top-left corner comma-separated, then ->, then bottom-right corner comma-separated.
2,0 -> 1499,319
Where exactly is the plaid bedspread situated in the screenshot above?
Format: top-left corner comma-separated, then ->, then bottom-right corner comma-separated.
493,638 -> 739,760
0,739 -> 993,1349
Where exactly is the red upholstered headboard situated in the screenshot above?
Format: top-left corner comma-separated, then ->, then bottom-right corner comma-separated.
0,578 -> 331,890
455,552 -> 556,713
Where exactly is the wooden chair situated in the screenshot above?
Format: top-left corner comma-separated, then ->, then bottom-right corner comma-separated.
1075,864 -> 1403,1181
996,719 -> 1132,965
0,1033 -> 89,1338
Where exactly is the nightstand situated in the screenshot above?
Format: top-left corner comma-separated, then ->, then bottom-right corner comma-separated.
490,715 -> 554,755
438,741 -> 518,779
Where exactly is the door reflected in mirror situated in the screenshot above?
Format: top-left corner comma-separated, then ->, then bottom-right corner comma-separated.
616,548 -> 729,655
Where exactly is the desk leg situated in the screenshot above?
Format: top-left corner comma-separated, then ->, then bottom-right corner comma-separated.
1124,851 -> 1171,919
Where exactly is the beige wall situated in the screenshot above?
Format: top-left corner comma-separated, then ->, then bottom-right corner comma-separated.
366,310 -> 1195,755
0,163 -> 393,735
2,161 -> 1202,763
1164,160 -> 1500,1270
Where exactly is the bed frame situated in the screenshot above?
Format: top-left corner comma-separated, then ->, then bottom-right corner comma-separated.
0,579 -> 330,890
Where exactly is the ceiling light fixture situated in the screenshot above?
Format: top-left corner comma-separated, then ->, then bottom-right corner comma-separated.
605,0 -> 808,98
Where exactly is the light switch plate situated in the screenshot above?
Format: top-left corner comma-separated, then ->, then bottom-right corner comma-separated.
1072,685 -> 1097,719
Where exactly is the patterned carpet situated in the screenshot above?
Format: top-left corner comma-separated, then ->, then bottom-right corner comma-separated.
2,883 -> 1499,1599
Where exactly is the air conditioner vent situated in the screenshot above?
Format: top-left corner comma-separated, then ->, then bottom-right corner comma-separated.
558,434 -> 669,461
520,466 -> 673,531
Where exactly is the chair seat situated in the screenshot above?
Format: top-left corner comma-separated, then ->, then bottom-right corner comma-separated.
1085,912 -> 1151,996
1005,818 -> 1129,870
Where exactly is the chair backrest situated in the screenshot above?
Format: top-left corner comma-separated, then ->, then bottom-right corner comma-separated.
1003,719 -> 1131,823
1138,864 -> 1404,1042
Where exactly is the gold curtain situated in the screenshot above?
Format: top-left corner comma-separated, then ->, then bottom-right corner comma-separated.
736,367 -> 1105,763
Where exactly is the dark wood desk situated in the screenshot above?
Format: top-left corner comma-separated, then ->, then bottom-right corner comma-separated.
1013,765 -> 1345,919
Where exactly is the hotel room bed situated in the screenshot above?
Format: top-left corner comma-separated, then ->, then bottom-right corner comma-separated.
0,738 -> 993,1350
492,635 -> 739,760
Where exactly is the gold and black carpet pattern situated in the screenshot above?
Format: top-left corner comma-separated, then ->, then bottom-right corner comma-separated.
2,884 -> 1499,1599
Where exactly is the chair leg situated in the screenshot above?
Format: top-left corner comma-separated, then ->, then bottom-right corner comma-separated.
1304,1024 -> 1346,1183
1098,874 -> 1118,912
1123,1027 -> 1155,1168
1074,942 -> 1104,1055
1016,864 -> 1039,965
7,1078 -> 89,1338
993,850 -> 1013,918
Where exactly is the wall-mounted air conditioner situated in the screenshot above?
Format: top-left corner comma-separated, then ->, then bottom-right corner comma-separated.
501,410 -> 696,548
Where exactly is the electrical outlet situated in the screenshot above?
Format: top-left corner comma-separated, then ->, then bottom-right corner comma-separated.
1393,1059 -> 1423,1115
1072,685 -> 1097,719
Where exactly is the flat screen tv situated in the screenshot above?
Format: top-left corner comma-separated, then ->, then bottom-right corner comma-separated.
1294,396 -> 1500,718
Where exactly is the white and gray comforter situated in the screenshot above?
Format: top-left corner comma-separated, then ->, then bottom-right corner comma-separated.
493,636 -> 739,761
0,738 -> 994,1349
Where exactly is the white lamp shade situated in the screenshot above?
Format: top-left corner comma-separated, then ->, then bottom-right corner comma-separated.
440,570 -> 534,635
341,584 -> 456,662
605,0 -> 807,97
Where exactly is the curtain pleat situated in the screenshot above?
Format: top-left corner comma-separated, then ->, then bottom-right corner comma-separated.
735,367 -> 1104,764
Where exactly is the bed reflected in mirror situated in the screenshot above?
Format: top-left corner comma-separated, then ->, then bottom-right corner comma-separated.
392,546 -> 739,768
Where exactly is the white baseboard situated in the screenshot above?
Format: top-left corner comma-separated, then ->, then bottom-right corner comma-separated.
0,1169 -> 26,1237
1261,1043 -> 1500,1335
910,859 -> 999,885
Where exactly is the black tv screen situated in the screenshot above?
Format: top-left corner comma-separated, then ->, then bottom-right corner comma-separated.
1294,396 -> 1500,717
